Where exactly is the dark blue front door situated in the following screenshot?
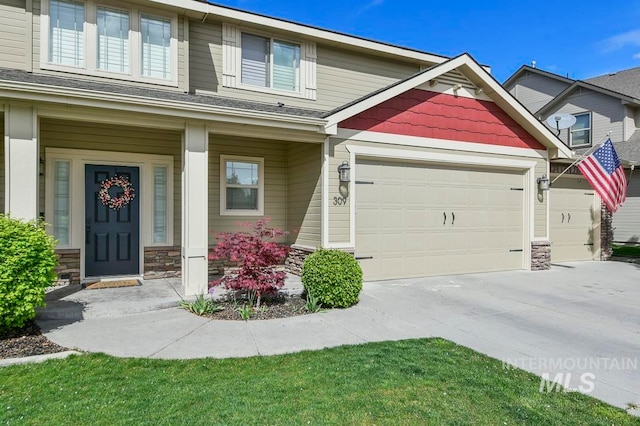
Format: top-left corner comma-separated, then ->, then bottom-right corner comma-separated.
85,165 -> 140,277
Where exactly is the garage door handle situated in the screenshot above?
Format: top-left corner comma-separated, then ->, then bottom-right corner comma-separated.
443,212 -> 447,225
568,213 -> 571,223
561,213 -> 565,223
451,212 -> 455,225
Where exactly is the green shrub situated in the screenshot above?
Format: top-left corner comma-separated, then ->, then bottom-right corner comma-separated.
301,249 -> 363,308
0,215 -> 57,331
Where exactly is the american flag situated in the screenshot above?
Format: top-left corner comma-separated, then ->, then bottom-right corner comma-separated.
577,139 -> 627,213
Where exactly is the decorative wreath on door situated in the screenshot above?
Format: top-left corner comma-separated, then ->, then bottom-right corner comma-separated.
98,176 -> 136,210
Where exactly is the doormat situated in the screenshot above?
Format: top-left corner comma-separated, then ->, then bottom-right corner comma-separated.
85,279 -> 141,290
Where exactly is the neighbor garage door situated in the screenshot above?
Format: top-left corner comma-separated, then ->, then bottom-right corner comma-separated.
356,159 -> 525,281
550,177 -> 599,262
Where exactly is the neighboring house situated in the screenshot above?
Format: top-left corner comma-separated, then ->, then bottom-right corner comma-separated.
0,0 -> 571,295
505,65 -> 640,257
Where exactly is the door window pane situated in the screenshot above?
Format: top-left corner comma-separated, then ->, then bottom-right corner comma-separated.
141,15 -> 171,79
49,0 -> 84,66
241,33 -> 270,87
53,161 -> 71,245
153,166 -> 167,243
97,7 -> 130,73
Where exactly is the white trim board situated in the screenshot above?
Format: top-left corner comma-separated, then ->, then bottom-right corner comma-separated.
336,129 -> 548,159
45,148 -> 174,280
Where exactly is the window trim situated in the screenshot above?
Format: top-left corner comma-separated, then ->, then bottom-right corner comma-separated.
220,155 -> 265,217
568,112 -> 592,148
40,0 -> 179,87
239,31 -> 302,95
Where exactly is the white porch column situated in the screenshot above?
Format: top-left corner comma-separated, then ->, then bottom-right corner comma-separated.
4,105 -> 39,220
182,122 -> 209,296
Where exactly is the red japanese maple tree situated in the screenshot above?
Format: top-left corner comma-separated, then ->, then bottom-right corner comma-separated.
208,219 -> 289,308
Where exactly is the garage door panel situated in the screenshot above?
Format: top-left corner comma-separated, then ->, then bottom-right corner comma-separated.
356,159 -> 525,281
550,178 -> 598,262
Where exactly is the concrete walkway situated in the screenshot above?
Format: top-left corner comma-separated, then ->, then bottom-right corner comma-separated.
36,262 -> 640,413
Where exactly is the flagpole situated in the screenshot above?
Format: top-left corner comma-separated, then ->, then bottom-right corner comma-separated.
551,132 -> 612,184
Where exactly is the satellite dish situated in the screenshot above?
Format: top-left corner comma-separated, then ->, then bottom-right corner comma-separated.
546,113 -> 577,135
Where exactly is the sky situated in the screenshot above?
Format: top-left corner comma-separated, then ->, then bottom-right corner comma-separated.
208,0 -> 640,82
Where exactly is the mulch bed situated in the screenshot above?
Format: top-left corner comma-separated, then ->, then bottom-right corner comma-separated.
1,320 -> 71,360
201,294 -> 315,321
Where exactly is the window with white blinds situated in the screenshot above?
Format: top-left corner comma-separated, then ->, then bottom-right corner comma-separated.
241,33 -> 300,93
141,15 -> 171,79
97,7 -> 130,73
49,0 -> 84,67
53,161 -> 71,245
153,166 -> 167,243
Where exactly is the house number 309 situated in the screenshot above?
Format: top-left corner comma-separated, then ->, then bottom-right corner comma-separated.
333,196 -> 348,206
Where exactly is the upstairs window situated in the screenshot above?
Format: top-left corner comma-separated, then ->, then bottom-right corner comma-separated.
141,15 -> 172,79
569,113 -> 591,147
241,33 -> 300,92
97,7 -> 130,73
49,0 -> 84,67
43,0 -> 176,85
222,23 -> 316,99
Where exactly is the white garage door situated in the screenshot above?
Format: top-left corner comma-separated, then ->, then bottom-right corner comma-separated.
550,177 -> 599,262
356,159 -> 525,281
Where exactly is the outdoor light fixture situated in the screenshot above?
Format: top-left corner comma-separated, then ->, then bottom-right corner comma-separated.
537,174 -> 550,191
338,161 -> 351,183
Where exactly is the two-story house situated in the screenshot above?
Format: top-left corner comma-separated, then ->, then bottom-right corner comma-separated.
0,0 -> 572,295
505,65 -> 640,255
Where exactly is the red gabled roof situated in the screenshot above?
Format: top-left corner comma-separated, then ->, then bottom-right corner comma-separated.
339,89 -> 546,150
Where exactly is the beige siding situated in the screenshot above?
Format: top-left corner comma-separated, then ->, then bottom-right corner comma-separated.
39,119 -> 182,245
546,88 -> 626,145
0,0 -> 27,70
0,113 -> 4,213
189,20 -> 420,111
534,158 -> 548,238
509,72 -> 571,114
287,142 -> 321,247
612,173 -> 640,243
209,135 -> 288,243
329,138 -> 548,244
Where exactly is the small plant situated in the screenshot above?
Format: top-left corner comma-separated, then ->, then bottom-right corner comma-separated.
301,248 -> 363,308
236,304 -> 253,320
179,294 -> 223,316
209,218 -> 289,309
0,215 -> 57,332
304,292 -> 323,313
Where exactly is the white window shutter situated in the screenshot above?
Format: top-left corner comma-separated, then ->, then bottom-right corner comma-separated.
222,23 -> 240,88
302,41 -> 317,100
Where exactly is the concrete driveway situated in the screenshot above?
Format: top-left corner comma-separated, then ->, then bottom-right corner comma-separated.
38,261 -> 640,411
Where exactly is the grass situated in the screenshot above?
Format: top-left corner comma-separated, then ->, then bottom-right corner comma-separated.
1,339 -> 637,425
613,244 -> 640,257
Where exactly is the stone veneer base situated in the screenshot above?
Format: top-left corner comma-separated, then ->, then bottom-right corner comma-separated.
54,249 -> 81,285
531,241 -> 551,271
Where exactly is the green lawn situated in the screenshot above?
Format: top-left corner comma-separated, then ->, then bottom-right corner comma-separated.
613,244 -> 640,257
1,339 -> 637,425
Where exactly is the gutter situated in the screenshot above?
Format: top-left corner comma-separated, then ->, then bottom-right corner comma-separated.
0,80 -> 328,133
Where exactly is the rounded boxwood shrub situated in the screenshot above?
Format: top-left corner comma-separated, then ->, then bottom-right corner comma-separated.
301,248 -> 363,308
0,215 -> 57,331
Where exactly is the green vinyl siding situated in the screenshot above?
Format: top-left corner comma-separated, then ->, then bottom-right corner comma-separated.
287,142 -> 321,247
0,0 -> 28,70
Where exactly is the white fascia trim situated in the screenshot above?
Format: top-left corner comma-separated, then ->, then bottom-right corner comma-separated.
0,81 -> 326,131
344,145 -> 537,261
337,129 -> 547,159
325,55 -> 468,127
149,0 -> 448,66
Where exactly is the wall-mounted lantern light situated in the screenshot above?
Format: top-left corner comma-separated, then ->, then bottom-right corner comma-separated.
337,161 -> 351,183
537,174 -> 550,191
